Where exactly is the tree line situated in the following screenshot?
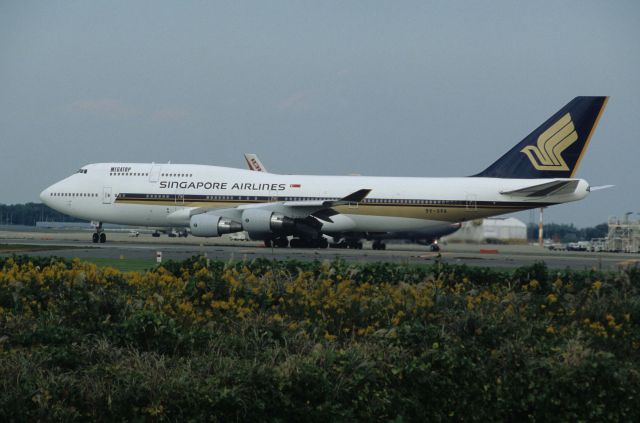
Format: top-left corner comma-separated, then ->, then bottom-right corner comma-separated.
0,203 -> 86,226
526,222 -> 608,243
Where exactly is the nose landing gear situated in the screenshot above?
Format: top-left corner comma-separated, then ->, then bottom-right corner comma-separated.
91,222 -> 106,243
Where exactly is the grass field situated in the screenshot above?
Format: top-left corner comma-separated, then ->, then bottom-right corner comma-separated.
0,246 -> 155,272
0,244 -> 75,253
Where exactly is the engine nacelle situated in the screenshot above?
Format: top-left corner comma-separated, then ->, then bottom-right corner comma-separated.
189,214 -> 242,237
241,209 -> 295,234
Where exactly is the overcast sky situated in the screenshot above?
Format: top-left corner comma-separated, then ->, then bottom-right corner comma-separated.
1,1 -> 638,226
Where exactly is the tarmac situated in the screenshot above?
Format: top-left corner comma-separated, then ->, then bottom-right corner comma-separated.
2,228 -> 639,270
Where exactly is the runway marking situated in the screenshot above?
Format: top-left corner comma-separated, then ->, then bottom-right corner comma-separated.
480,249 -> 499,254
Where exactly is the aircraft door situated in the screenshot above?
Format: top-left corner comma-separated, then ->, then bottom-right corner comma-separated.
465,194 -> 477,211
270,189 -> 279,203
149,165 -> 161,182
174,188 -> 185,210
102,187 -> 113,204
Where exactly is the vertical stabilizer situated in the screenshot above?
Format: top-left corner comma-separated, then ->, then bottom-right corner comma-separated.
244,153 -> 268,172
474,96 -> 608,178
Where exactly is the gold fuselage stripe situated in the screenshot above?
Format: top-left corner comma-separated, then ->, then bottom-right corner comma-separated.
115,195 -> 553,223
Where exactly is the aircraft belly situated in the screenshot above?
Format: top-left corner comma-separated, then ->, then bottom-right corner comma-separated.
318,214 -> 357,232
333,204 -> 533,223
340,215 -> 447,233
93,204 -> 168,227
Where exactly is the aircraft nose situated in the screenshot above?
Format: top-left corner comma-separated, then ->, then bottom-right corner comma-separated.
40,187 -> 50,204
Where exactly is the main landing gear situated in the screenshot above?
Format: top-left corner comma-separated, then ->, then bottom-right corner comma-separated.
91,222 -> 106,243
264,237 -> 290,248
372,241 -> 386,250
329,240 -> 364,249
290,237 -> 328,249
264,237 -> 329,249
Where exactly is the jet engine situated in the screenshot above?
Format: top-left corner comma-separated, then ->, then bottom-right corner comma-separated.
241,209 -> 296,234
189,213 -> 242,237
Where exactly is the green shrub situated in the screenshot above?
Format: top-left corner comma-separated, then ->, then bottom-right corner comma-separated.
0,256 -> 638,421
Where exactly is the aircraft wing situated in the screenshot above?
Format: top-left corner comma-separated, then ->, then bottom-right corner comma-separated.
234,189 -> 371,222
278,189 -> 371,208
500,180 -> 580,197
173,189 -> 371,224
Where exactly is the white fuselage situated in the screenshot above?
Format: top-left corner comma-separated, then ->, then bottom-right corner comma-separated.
40,163 -> 589,234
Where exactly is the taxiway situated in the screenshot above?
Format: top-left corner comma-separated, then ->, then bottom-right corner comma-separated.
1,229 -> 639,270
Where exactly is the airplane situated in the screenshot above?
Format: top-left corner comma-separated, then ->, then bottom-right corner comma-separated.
243,153 -> 460,250
244,153 -> 268,172
40,96 -> 608,249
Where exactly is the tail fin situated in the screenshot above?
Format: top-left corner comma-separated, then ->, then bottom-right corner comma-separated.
474,96 -> 608,178
244,153 -> 268,172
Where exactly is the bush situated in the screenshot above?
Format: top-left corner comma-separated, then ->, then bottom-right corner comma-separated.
0,256 -> 638,421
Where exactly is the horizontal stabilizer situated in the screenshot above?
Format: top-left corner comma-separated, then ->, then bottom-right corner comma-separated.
501,180 -> 579,197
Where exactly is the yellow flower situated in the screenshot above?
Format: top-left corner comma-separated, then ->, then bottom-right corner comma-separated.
391,310 -> 405,326
324,331 -> 337,342
592,281 -> 602,290
552,279 -> 563,290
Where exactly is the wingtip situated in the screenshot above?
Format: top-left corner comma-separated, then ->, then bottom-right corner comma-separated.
339,189 -> 372,203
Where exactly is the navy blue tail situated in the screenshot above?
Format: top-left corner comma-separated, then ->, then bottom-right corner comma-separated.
474,96 -> 608,179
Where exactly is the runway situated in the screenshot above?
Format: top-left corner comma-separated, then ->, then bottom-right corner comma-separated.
2,229 -> 639,270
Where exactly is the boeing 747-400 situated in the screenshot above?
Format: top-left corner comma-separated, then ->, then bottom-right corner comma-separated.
40,97 -> 608,248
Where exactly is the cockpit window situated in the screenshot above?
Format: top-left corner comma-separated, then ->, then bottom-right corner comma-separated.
76,169 -> 88,174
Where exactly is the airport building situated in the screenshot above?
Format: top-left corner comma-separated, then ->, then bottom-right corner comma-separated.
604,214 -> 640,253
443,217 -> 527,244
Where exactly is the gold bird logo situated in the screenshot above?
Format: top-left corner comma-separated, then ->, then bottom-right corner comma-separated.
521,113 -> 578,171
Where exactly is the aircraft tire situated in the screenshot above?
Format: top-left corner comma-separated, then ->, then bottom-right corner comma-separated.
276,237 -> 289,248
92,233 -> 99,243
318,238 -> 328,249
373,241 -> 386,250
99,233 -> 106,243
264,240 -> 272,248
294,238 -> 310,248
